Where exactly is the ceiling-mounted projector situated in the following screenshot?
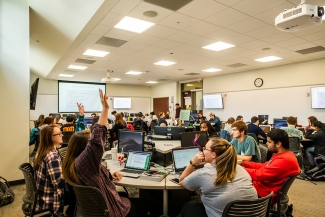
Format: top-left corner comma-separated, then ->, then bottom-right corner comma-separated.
275,2 -> 324,32
101,70 -> 119,83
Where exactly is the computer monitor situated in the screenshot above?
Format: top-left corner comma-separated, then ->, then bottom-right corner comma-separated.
153,126 -> 186,140
172,147 -> 201,172
180,131 -> 208,149
130,113 -> 135,117
258,115 -> 269,125
273,118 -> 287,129
179,110 -> 191,121
190,113 -> 199,122
118,130 -> 144,153
190,110 -> 197,114
83,117 -> 93,125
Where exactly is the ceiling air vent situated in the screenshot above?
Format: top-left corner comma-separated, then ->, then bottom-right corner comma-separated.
157,79 -> 170,81
75,58 -> 96,64
96,36 -> 127,47
227,63 -> 247,68
144,0 -> 193,11
184,72 -> 200,76
295,46 -> 325,54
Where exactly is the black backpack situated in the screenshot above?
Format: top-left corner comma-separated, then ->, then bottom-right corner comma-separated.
0,176 -> 15,207
305,155 -> 325,181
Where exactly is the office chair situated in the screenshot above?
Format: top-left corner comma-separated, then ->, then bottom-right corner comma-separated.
18,163 -> 51,217
72,184 -> 110,217
270,176 -> 297,217
61,131 -> 74,147
247,133 -> 259,144
259,144 -> 268,163
58,147 -> 67,161
222,192 -> 273,217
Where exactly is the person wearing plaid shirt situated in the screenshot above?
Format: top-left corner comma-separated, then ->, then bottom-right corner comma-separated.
33,125 -> 65,216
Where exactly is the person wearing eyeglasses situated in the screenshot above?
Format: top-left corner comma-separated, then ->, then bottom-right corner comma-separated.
179,138 -> 257,217
32,125 -> 73,217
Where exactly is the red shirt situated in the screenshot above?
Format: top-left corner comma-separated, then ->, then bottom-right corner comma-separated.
243,151 -> 300,204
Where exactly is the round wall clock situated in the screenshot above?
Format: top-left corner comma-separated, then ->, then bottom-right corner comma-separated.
254,78 -> 263,87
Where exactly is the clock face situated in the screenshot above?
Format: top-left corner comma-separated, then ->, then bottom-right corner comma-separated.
254,78 -> 263,87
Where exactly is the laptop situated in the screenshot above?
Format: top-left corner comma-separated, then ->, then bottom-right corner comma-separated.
119,151 -> 151,178
260,125 -> 271,133
180,131 -> 208,148
172,147 -> 201,173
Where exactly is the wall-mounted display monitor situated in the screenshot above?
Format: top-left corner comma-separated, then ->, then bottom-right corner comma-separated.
273,118 -> 287,129
203,94 -> 223,109
114,97 -> 131,109
58,81 -> 105,113
311,87 -> 325,109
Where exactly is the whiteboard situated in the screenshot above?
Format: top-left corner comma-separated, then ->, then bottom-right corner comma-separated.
203,85 -> 325,126
109,97 -> 150,114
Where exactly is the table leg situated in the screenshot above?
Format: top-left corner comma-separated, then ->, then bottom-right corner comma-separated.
163,189 -> 168,216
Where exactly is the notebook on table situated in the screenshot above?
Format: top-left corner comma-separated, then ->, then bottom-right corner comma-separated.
172,147 -> 201,173
119,151 -> 151,178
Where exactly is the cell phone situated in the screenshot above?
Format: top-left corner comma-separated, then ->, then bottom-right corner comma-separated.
169,178 -> 180,185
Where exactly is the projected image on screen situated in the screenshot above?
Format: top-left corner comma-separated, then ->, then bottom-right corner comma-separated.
59,81 -> 106,113
203,94 -> 223,109
311,87 -> 325,109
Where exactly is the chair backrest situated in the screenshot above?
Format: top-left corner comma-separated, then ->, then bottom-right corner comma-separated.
222,192 -> 273,217
288,137 -> 300,153
58,147 -> 67,161
259,144 -> 268,163
247,135 -> 262,162
72,184 -> 110,217
62,132 -> 74,144
247,133 -> 258,144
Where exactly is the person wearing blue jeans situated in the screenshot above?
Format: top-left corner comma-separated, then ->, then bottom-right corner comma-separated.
304,121 -> 325,170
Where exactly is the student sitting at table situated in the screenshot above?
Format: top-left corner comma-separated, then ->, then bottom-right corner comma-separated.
180,138 -> 257,217
247,116 -> 267,139
200,121 -> 217,138
240,129 -> 300,204
280,116 -> 303,140
109,113 -> 126,147
35,114 -> 45,128
304,121 -> 325,170
62,90 -> 148,217
224,117 -> 235,135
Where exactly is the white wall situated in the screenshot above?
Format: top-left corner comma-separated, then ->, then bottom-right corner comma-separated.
151,82 -> 178,117
106,83 -> 151,97
0,0 -> 29,181
203,59 -> 325,125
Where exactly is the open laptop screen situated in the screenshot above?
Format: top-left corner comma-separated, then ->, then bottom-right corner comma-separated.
172,147 -> 200,172
125,151 -> 151,171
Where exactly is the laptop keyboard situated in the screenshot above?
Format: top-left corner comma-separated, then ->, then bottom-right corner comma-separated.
120,169 -> 143,174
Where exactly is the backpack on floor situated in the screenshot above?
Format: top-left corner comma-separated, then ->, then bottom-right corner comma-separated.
305,155 -> 325,181
0,176 -> 15,207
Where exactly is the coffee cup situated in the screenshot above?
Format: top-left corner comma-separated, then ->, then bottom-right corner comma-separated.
111,147 -> 117,160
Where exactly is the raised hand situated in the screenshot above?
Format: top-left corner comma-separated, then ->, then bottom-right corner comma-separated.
76,102 -> 84,116
99,89 -> 109,109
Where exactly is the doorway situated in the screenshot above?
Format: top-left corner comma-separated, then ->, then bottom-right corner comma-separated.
153,97 -> 169,116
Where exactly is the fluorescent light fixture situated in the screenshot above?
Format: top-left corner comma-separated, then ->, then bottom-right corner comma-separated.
68,65 -> 87,70
83,49 -> 109,57
125,71 -> 144,75
59,74 -> 74,77
114,78 -> 121,81
114,16 -> 155,33
255,56 -> 282,62
154,60 -> 176,66
146,81 -> 158,84
202,41 -> 235,51
186,84 -> 194,86
202,68 -> 222,72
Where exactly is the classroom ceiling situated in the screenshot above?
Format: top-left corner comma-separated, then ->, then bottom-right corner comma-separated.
30,0 -> 325,86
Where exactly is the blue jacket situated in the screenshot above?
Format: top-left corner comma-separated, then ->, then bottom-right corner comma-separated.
29,127 -> 39,145
247,123 -> 267,139
76,115 -> 85,132
209,116 -> 221,130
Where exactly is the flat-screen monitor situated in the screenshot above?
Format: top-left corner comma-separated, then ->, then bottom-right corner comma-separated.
273,118 -> 287,129
180,131 -> 208,149
190,113 -> 199,121
258,115 -> 269,125
30,78 -> 39,110
190,110 -> 197,114
130,113 -> 136,117
311,86 -> 325,108
113,98 -> 131,109
172,147 -> 201,172
203,94 -> 223,109
153,126 -> 186,140
83,117 -> 93,125
118,130 -> 144,153
58,81 -> 106,113
179,110 -> 191,121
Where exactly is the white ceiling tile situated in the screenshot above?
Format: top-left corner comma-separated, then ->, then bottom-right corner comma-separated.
158,12 -> 200,30
235,50 -> 261,58
187,37 -> 215,47
205,28 -> 240,40
83,34 -> 102,43
183,21 -> 221,36
173,44 -> 198,52
313,39 -> 325,46
77,41 -> 94,49
275,38 -> 309,48
214,0 -> 244,6
130,34 -> 161,45
301,30 -> 325,42
99,12 -> 124,27
232,0 -> 287,16
227,18 -> 267,34
204,8 -> 249,27
240,40 -> 269,49
90,24 -> 111,36
91,44 -> 117,52
143,25 -> 178,38
221,46 -> 248,55
119,41 -> 148,51
111,48 -> 137,55
130,51 -> 159,59
225,35 -> 255,45
166,31 -> 199,43
128,2 -> 173,23
291,24 -> 325,36
245,25 -> 280,39
285,55 -> 314,63
287,42 -> 318,51
174,53 -> 200,60
306,51 -> 325,59
254,2 -> 293,25
141,46 -> 168,54
152,39 -> 182,49
262,32 -> 296,43
178,0 -> 228,20
104,28 -> 138,41
110,0 -> 141,16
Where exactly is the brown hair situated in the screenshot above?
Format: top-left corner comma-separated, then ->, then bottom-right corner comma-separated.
286,116 -> 297,125
308,116 -> 318,126
40,117 -> 54,126
226,117 -> 235,124
62,130 -> 91,185
55,114 -> 61,123
36,114 -> 45,124
236,115 -> 243,121
115,113 -> 126,127
231,121 -> 247,135
33,125 -> 57,170
209,138 -> 237,185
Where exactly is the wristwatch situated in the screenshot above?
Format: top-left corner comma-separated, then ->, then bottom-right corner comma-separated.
190,160 -> 197,167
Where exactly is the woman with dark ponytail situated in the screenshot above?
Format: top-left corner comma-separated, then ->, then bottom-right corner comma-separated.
179,138 -> 257,217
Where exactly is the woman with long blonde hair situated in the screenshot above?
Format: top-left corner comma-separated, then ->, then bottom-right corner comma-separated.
179,138 -> 257,217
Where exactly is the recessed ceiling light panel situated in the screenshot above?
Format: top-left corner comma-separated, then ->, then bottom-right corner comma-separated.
68,65 -> 87,70
202,68 -> 222,72
202,41 -> 235,51
59,74 -> 74,77
255,56 -> 282,62
146,81 -> 158,83
114,16 -> 155,33
83,49 -> 109,57
125,71 -> 144,75
154,60 -> 176,66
